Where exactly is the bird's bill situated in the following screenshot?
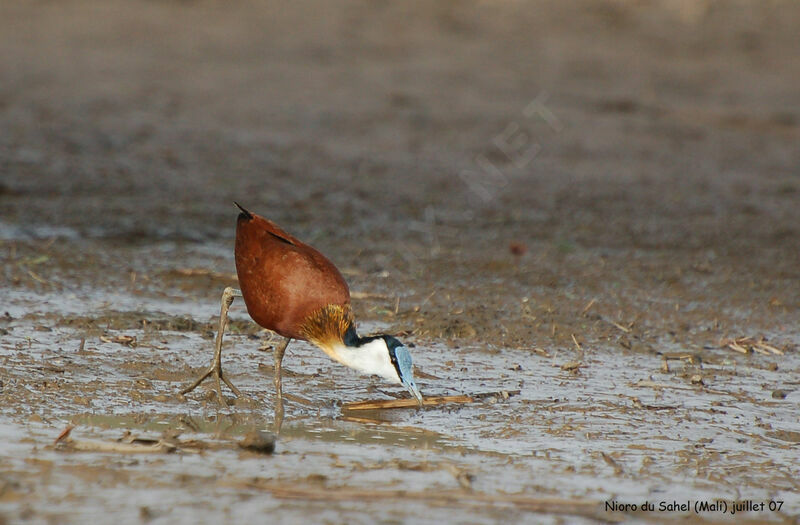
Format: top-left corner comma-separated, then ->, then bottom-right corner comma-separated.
405,380 -> 424,407
394,345 -> 424,407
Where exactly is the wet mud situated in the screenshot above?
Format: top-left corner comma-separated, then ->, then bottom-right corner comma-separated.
1,1 -> 799,523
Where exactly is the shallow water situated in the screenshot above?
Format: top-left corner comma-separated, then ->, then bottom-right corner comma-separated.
2,287 -> 798,523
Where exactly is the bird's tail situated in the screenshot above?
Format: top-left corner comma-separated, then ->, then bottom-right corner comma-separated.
234,201 -> 254,220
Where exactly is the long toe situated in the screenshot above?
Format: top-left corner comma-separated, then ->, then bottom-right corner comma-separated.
180,366 -> 215,395
181,364 -> 242,406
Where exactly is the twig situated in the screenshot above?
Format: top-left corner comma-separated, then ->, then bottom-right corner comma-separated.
420,290 -> 437,308
351,291 -> 391,300
343,395 -> 473,411
726,341 -> 748,354
603,318 -> 631,333
99,335 -> 137,347
600,452 -> 624,475
174,268 -> 237,281
55,425 -> 74,444
755,340 -> 784,356
581,298 -> 596,315
533,347 -> 551,357
27,269 -> 48,284
720,336 -> 788,356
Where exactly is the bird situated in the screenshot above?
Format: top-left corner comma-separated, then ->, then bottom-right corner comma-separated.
181,203 -> 423,411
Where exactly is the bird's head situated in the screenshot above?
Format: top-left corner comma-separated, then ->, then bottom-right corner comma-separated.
376,335 -> 423,405
331,331 -> 423,405
302,306 -> 423,405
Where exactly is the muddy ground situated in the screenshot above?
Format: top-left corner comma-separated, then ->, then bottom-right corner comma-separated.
1,1 -> 799,523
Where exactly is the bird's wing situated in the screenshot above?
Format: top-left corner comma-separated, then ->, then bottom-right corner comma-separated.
258,217 -> 302,246
236,202 -> 304,246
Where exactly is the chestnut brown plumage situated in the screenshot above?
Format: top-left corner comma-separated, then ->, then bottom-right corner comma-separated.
180,203 -> 422,415
234,207 -> 352,342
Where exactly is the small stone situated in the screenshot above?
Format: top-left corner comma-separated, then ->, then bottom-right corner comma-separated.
140,506 -> 155,522
690,374 -> 704,385
509,242 -> 527,256
239,430 -> 276,454
771,389 -> 788,399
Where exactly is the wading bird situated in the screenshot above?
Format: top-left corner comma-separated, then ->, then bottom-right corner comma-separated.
181,203 -> 422,410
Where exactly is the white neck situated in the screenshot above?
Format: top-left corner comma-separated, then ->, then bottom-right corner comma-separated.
323,339 -> 401,384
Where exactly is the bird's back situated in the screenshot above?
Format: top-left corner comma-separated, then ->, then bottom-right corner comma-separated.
234,210 -> 350,340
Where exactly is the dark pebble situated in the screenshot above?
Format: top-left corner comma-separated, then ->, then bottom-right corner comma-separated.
239,430 -> 276,454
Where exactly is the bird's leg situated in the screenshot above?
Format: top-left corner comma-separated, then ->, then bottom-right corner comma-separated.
273,394 -> 285,435
180,287 -> 243,404
272,337 -> 291,432
273,337 -> 291,400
